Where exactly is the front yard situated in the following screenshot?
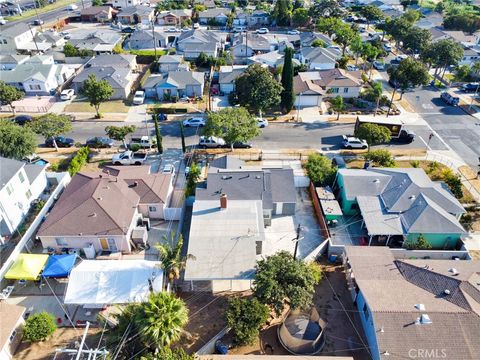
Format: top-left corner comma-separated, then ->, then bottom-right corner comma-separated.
64,99 -> 131,114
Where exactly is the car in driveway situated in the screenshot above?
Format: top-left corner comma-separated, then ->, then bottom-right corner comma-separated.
257,118 -> 268,128
183,117 -> 205,127
45,136 -> 75,148
12,115 -> 32,126
86,137 -> 114,148
382,43 -> 392,52
372,61 -> 385,70
461,83 -> 480,92
342,135 -> 368,149
198,136 -> 225,148
112,151 -> 147,165
346,64 -> 359,71
257,28 -> 269,34
60,89 -> 75,100
132,90 -> 145,105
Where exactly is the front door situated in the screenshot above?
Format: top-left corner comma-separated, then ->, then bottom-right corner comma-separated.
99,238 -> 109,250
108,238 -> 118,251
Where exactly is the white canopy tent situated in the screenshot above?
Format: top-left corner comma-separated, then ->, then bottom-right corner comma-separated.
64,260 -> 163,307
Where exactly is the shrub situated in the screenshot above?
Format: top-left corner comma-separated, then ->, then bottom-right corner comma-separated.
68,147 -> 90,176
442,169 -> 463,199
185,163 -> 200,197
23,312 -> 57,342
129,143 -> 141,152
404,234 -> 432,250
410,160 -> 420,168
305,153 -> 336,186
225,298 -> 269,346
427,161 -> 440,174
363,149 -> 396,167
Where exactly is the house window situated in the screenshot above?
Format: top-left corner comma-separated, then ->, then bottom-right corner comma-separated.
25,189 -> 32,199
363,303 -> 370,320
29,84 -> 41,90
9,330 -> 16,343
2,40 -> 6,44
6,184 -> 14,196
19,171 -> 25,183
331,88 -> 339,93
149,206 -> 157,212
343,88 -> 349,93
55,238 -> 68,246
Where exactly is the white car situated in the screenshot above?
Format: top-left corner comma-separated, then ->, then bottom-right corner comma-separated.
346,64 -> 359,71
183,117 -> 206,127
373,61 -> 385,70
166,27 -> 178,32
0,17 -> 7,25
256,118 -> 268,128
60,89 -> 75,100
257,28 -> 269,34
133,91 -> 145,105
395,55 -> 408,62
198,136 -> 225,148
162,164 -> 175,174
383,43 -> 392,52
287,29 -> 300,35
67,4 -> 78,10
342,135 -> 368,149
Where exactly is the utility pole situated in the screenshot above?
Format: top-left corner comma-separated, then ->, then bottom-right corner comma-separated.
55,322 -> 109,360
293,223 -> 301,260
28,24 -> 40,52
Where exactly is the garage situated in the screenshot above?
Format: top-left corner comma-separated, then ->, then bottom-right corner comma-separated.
295,95 -> 321,107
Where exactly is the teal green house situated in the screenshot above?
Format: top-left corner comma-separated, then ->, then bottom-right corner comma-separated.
334,168 -> 466,249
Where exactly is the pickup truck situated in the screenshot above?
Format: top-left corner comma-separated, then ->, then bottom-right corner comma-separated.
129,136 -> 156,149
112,151 -> 147,165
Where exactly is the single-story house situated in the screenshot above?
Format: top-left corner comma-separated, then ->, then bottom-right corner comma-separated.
88,53 -> 137,70
117,5 -> 155,25
198,8 -> 231,25
195,0 -> 216,8
80,6 -> 114,22
344,246 -> 480,360
185,156 -> 297,292
113,0 -> 141,8
68,29 -> 123,54
299,32 -> 333,48
176,29 -> 225,59
0,23 -> 45,52
157,9 -> 192,26
249,50 -> 300,69
231,32 -> 275,58
37,165 -> 173,253
335,168 -> 466,249
158,54 -> 189,73
127,28 -> 181,50
0,54 -> 30,71
246,10 -> 270,27
460,47 -> 480,66
0,157 -> 48,244
299,46 -> 341,70
218,65 -> 247,94
0,303 -> 26,360
72,66 -> 133,99
143,70 -> 205,99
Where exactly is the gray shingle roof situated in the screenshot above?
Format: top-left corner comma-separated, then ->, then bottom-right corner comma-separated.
24,164 -> 45,184
199,7 -> 231,18
0,23 -> 30,38
73,66 -> 131,88
209,155 -> 244,170
89,54 -> 136,68
153,71 -> 204,89
0,63 -> 56,84
157,55 -> 183,64
218,68 -> 245,84
0,157 -> 24,188
118,5 -> 154,17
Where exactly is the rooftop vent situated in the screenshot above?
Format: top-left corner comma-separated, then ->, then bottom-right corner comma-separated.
414,303 -> 425,311
409,195 -> 416,200
373,179 -> 380,183
444,289 -> 451,295
221,175 -> 233,180
97,197 -> 102,201
255,175 -> 261,179
415,314 -> 432,325
90,213 -> 97,217
448,268 -> 458,276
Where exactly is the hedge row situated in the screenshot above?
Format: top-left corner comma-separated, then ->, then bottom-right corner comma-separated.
68,147 -> 90,176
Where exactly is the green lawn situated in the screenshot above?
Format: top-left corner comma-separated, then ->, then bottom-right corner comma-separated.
6,0 -> 77,21
65,100 -> 130,113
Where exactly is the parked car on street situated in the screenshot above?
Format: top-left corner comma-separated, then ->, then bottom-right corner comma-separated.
257,28 -> 269,34
12,115 -> 32,126
228,141 -> 252,149
133,90 -> 145,105
198,136 -> 225,148
256,118 -> 268,128
129,136 -> 156,149
346,64 -> 359,71
112,151 -> 147,165
342,135 -> 368,149
121,27 -> 135,33
383,43 -> 392,52
45,136 -> 75,148
60,89 -> 75,100
33,19 -> 44,25
86,137 -> 114,148
461,83 -> 480,92
373,61 -> 385,70
440,91 -> 460,106
287,29 -> 300,35
183,117 -> 206,127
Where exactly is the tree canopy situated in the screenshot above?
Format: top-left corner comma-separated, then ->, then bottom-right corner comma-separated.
235,65 -> 282,114
402,27 -> 432,54
0,120 -> 37,159
354,123 -> 391,147
105,125 -> 136,149
360,5 -> 384,27
225,297 -> 269,345
140,349 -> 194,360
305,153 -> 337,186
82,74 -> 114,118
0,81 -> 24,114
387,57 -> 430,93
28,114 -> 73,150
292,7 -> 309,27
203,107 -> 260,150
281,47 -> 295,113
23,312 -> 57,342
363,149 -> 396,167
253,251 -> 320,315
310,0 -> 346,18
273,0 -> 292,26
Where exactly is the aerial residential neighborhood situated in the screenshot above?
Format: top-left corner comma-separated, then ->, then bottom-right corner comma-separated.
0,0 -> 480,359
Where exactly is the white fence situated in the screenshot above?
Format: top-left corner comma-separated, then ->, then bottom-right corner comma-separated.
0,172 -> 70,281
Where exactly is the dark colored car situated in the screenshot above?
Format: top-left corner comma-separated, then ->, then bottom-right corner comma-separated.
227,141 -> 252,149
461,83 -> 480,93
391,129 -> 416,144
45,136 -> 75,148
86,137 -> 114,148
121,27 -> 135,33
13,115 -> 32,125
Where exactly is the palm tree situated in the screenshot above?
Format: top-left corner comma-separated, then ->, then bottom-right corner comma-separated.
135,292 -> 189,349
155,232 -> 195,290
370,81 -> 383,116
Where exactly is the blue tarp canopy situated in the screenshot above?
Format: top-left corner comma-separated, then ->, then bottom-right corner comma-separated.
42,254 -> 77,278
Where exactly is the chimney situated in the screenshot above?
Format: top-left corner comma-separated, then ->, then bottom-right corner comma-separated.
220,193 -> 227,209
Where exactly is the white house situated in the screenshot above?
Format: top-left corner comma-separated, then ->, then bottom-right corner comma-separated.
112,0 -> 141,9
0,303 -> 25,360
198,8 -> 231,25
218,65 -> 247,94
299,46 -> 341,70
0,157 -> 48,244
0,23 -> 50,52
176,29 -> 225,59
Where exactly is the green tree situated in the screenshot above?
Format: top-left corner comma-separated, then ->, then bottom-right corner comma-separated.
402,9 -> 421,24
387,57 -> 429,105
316,17 -> 342,37
292,7 -> 309,27
444,13 -> 480,34
404,234 -> 432,250
311,39 -> 326,48
104,125 -> 136,149
0,120 -> 36,159
360,5 -> 384,28
179,122 -> 186,153
363,149 -> 396,167
63,43 -> 78,57
329,96 -> 346,120
385,16 -> 413,49
334,23 -> 357,55
23,312 -> 57,342
91,0 -> 104,5
195,52 -> 209,67
155,232 -> 194,290
281,48 -> 295,113
141,349 -> 194,360
441,168 -> 463,199
185,162 -> 200,197
0,81 -> 24,115
427,39 -> 464,81
28,114 -> 73,151
235,65 -> 282,117
310,0 -> 346,18
361,42 -> 381,80
403,27 -> 432,55
354,123 -> 391,147
273,0 -> 292,26
350,35 -> 364,66
305,153 -> 336,185
82,74 -> 114,118
253,251 -> 320,315
225,298 -> 269,345
203,107 -> 260,151
153,115 -> 163,154
369,81 -> 383,115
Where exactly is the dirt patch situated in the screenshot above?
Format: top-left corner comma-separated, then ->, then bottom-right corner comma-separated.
14,327 -> 102,360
